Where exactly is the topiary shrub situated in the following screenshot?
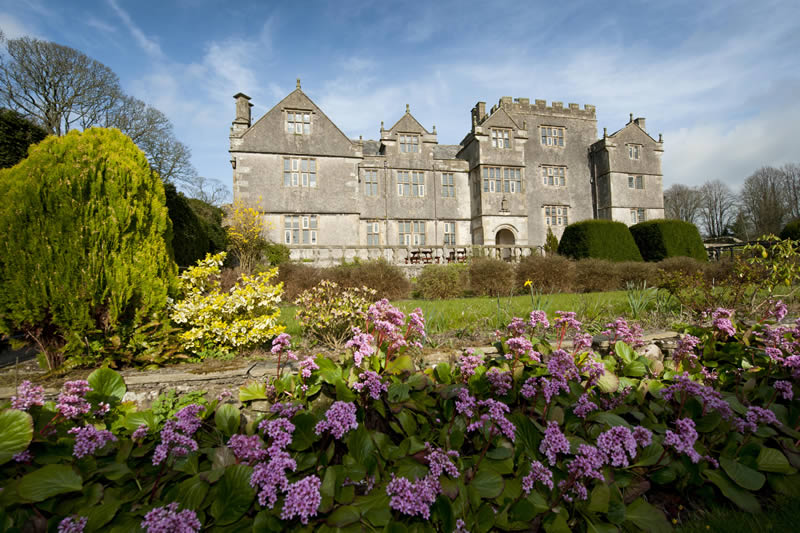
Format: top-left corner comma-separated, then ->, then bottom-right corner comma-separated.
574,258 -> 622,293
630,219 -> 707,262
469,257 -> 514,297
515,254 -> 575,293
557,220 -> 643,262
0,128 -> 176,369
779,219 -> 800,241
416,264 -> 468,299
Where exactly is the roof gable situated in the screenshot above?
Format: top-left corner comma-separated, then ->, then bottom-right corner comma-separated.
607,122 -> 658,144
387,107 -> 429,134
481,107 -> 520,130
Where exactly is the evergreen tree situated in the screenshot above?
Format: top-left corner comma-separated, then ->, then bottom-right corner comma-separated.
0,108 -> 48,168
544,227 -> 559,256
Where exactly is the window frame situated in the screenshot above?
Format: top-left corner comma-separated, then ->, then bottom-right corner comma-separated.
441,172 -> 455,198
630,208 -> 646,224
283,157 -> 317,188
544,205 -> 569,227
490,128 -> 511,149
366,220 -> 380,246
398,220 -> 426,246
284,214 -> 318,244
399,134 -> 420,153
628,144 -> 641,160
443,221 -> 456,245
482,166 -> 522,193
364,169 -> 378,196
286,110 -> 311,135
540,125 -> 565,147
542,165 -> 567,187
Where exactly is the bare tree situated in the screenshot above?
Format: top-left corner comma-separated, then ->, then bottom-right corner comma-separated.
740,166 -> 787,237
699,180 -> 736,238
663,184 -> 703,224
0,36 -> 121,136
184,176 -> 231,206
781,163 -> 800,221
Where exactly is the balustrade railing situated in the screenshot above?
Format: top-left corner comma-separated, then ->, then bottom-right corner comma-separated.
287,245 -> 544,266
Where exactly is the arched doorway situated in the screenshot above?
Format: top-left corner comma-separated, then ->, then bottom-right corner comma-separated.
495,228 -> 515,261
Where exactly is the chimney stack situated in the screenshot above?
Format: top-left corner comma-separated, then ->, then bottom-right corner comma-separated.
633,117 -> 646,132
232,93 -> 252,135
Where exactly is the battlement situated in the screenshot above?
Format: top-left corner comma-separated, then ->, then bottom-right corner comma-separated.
498,97 -> 596,119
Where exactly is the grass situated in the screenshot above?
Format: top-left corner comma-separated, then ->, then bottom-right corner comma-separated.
279,290 -> 631,339
677,496 -> 800,532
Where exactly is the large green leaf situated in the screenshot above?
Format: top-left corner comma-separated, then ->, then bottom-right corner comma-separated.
704,469 -> 761,513
623,360 -> 647,378
471,468 -> 504,499
595,371 -> 620,393
290,412 -> 319,451
589,412 -> 631,429
82,489 -> 122,533
120,410 -> 155,432
396,410 -> 418,436
587,484 -> 609,513
757,447 -> 795,474
387,382 -> 411,403
326,505 -> 360,527
210,465 -> 255,525
385,355 -> 415,375
0,409 -> 33,465
625,498 -> 671,533
214,404 -> 241,437
238,382 -> 267,402
174,475 -> 209,510
87,367 -> 126,401
614,341 -> 636,364
18,464 -> 82,502
720,456 -> 766,491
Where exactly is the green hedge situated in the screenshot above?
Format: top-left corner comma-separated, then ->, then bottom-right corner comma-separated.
780,219 -> 800,241
630,219 -> 707,262
165,184 -> 227,268
557,220 -> 643,262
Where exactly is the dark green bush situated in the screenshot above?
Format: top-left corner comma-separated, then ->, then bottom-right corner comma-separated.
164,184 -> 211,268
469,257 -> 514,297
515,254 -> 575,293
574,258 -> 622,293
557,220 -> 643,262
263,242 -> 291,266
0,108 -> 48,168
186,197 -> 227,253
630,219 -> 707,262
0,128 -> 176,368
779,219 -> 800,241
416,264 -> 468,299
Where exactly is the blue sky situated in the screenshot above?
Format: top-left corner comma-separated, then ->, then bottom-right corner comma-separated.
2,0 -> 799,196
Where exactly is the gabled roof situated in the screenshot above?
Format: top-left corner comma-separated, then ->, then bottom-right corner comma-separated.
481,107 -> 521,130
387,106 -> 429,134
606,121 -> 659,144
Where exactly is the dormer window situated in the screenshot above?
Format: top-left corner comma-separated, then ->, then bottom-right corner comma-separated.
628,144 -> 641,160
399,134 -> 419,153
286,110 -> 311,134
491,129 -> 510,149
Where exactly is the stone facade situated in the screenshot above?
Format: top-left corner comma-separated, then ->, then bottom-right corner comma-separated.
229,81 -> 664,251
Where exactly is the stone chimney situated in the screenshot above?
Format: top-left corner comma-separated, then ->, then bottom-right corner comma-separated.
232,93 -> 252,136
633,117 -> 646,132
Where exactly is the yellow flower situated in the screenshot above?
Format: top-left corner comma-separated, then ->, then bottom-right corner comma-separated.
524,280 -> 532,287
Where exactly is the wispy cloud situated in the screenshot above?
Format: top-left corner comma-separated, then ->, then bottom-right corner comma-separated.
107,0 -> 164,60
0,13 -> 40,39
85,16 -> 116,34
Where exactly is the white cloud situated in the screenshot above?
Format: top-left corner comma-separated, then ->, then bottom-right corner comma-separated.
0,12 -> 39,39
107,0 -> 164,60
85,16 -> 116,34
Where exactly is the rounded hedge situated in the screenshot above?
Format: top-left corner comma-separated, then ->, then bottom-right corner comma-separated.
557,220 -> 643,262
0,128 -> 176,364
630,219 -> 707,262
779,219 -> 800,241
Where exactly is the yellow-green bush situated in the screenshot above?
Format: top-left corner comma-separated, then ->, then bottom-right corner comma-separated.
169,252 -> 284,353
294,280 -> 377,348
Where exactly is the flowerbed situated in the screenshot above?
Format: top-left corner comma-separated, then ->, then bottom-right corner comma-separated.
1,298 -> 799,532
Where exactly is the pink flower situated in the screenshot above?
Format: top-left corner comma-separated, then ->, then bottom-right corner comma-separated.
58,516 -> 88,533
281,475 -> 321,524
386,474 -> 440,519
56,380 -> 92,419
141,502 -> 201,532
539,421 -> 569,465
314,401 -> 358,439
11,380 -> 44,411
522,461 -> 553,493
352,370 -> 387,400
68,425 -> 117,458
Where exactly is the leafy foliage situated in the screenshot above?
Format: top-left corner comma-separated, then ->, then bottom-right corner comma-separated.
294,280 -> 376,348
780,219 -> 800,241
0,108 -> 48,168
164,183 -> 227,268
169,252 -> 285,354
469,257 -> 515,297
630,219 -> 707,262
558,220 -> 644,262
226,199 -> 270,274
544,227 -> 559,256
416,264 -> 468,299
0,128 -> 176,369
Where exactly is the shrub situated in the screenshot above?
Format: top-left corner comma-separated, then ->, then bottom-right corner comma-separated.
515,254 -> 575,293
416,264 -> 468,299
656,256 -> 706,278
164,183 -> 212,268
226,199 -> 269,274
331,258 -> 411,300
469,257 -> 515,297
186,197 -> 227,255
558,220 -> 643,262
630,219 -> 707,262
779,219 -> 800,241
169,252 -> 284,354
574,258 -> 622,293
617,261 -> 659,287
263,242 -> 291,266
0,108 -> 48,168
543,227 -> 559,255
278,263 -> 325,302
0,128 -> 176,369
294,280 -> 377,347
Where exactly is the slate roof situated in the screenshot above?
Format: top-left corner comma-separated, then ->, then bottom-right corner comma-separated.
360,140 -> 381,156
433,145 -> 463,160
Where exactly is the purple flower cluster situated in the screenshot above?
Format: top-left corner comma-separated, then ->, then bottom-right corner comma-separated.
548,349 -> 580,381
554,311 -> 581,333
539,375 -> 570,404
352,370 -> 387,400
662,372 -> 733,420
632,426 -> 653,447
270,402 -> 302,418
425,442 -> 460,478
250,416 -> 297,508
539,421 -> 570,465
529,310 -> 550,329
562,444 -> 607,501
457,348 -> 484,380
673,334 -> 702,368
141,502 -> 201,533
13,450 -> 32,462
58,516 -> 88,533
506,336 -> 540,362
228,434 -> 268,464
664,418 -> 702,463
486,368 -> 512,396
153,404 -> 204,466
455,387 -> 476,417
260,417 -> 295,452
520,377 -> 537,400
386,474 -> 440,519
596,426 -> 639,467
367,299 -> 409,352
775,380 -> 794,400
132,424 -> 149,441
281,475 -> 322,524
68,425 -> 117,459
507,317 -> 528,336
602,318 -> 644,347
581,358 -> 606,387
315,401 -> 358,439
466,399 -> 516,441
711,308 -> 736,337
767,299 -> 788,322
408,307 -> 427,347
735,406 -> 780,433
521,460 -> 553,493
596,386 -> 633,410
298,356 -> 319,379
346,327 -> 375,366
56,380 -> 93,419
11,380 -> 45,411
574,393 -> 598,418
572,333 -> 593,353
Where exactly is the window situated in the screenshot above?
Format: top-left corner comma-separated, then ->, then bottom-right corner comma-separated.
483,167 -> 521,193
399,134 -> 419,153
286,110 -> 311,134
284,215 -> 317,244
399,220 -> 426,245
628,175 -> 644,189
366,221 -> 380,246
284,158 -> 317,187
443,221 -> 456,245
541,126 -> 565,147
397,171 -> 424,197
542,166 -> 566,187
544,206 -> 569,227
441,173 -> 455,197
628,144 -> 641,160
491,129 -> 510,149
630,208 -> 646,224
636,176 -> 644,190
364,170 -> 378,196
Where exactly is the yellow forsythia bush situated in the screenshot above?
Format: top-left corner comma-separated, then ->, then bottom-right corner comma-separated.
169,252 -> 285,353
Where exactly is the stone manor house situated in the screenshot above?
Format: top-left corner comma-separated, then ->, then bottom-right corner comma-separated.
229,80 -> 664,257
